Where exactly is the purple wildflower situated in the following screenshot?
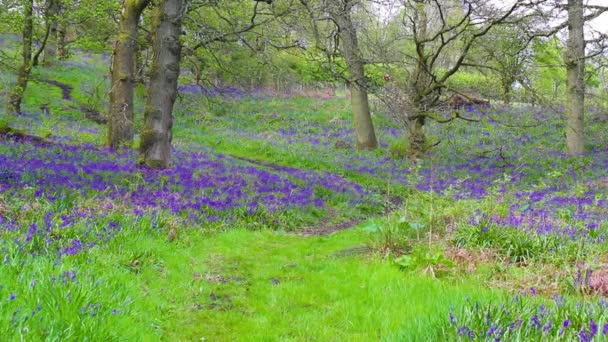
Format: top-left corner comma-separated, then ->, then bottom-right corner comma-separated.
590,320 -> 598,339
24,224 -> 37,243
449,312 -> 457,327
561,319 -> 571,336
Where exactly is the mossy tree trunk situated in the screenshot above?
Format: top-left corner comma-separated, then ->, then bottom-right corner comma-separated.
501,77 -> 514,105
107,0 -> 151,149
139,0 -> 185,168
406,1 -> 430,158
7,0 -> 34,115
565,0 -> 585,155
408,109 -> 426,159
57,17 -> 68,59
329,0 -> 377,151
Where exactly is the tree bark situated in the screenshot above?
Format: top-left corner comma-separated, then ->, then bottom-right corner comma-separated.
139,0 -> 185,168
107,0 -> 151,149
408,114 -> 426,158
7,0 -> 34,115
330,0 -> 377,150
407,1 -> 431,158
33,18 -> 52,67
43,0 -> 59,66
565,0 -> 585,155
57,19 -> 68,59
501,78 -> 513,105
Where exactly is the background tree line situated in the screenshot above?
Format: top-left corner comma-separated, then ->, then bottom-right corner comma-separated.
1,0 -> 607,167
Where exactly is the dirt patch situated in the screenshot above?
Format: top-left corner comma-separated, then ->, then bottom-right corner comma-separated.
38,78 -> 107,124
206,292 -> 233,311
299,217 -> 365,236
196,273 -> 246,284
40,79 -> 73,101
331,245 -> 373,258
445,246 -> 498,273
82,107 -> 107,124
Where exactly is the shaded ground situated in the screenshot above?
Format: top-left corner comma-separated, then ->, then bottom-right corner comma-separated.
0,125 -> 50,145
38,78 -> 106,124
42,79 -> 73,100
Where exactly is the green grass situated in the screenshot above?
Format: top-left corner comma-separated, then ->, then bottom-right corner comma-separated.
0,208 -> 501,341
88,226 -> 501,341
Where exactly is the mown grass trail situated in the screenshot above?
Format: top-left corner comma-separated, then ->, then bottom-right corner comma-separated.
95,226 -> 497,341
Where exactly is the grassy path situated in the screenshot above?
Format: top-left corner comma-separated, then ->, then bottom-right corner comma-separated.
89,225 -> 500,341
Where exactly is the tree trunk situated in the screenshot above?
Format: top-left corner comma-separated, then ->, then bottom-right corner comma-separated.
57,20 -> 68,59
408,115 -> 426,159
501,78 -> 512,105
139,0 -> 184,168
7,0 -> 34,115
43,0 -> 59,66
406,1 -> 430,158
33,20 -> 52,67
107,0 -> 151,149
330,1 -> 377,150
565,0 -> 585,155
44,24 -> 58,65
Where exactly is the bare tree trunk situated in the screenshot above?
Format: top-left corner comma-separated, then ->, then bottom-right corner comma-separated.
139,0 -> 185,168
107,0 -> 151,149
8,0 -> 34,115
330,0 -> 377,150
565,0 -> 585,155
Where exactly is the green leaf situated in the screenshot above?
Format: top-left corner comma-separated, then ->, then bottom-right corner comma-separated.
362,222 -> 381,233
394,255 -> 414,268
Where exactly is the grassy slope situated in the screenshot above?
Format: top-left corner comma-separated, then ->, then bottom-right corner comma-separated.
11,46 -> 608,340
0,52 -> 501,340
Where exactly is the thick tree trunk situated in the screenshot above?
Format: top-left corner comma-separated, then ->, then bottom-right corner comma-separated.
350,85 -> 376,150
107,0 -> 151,149
330,1 -> 377,150
7,0 -> 34,115
139,0 -> 184,168
565,0 -> 585,155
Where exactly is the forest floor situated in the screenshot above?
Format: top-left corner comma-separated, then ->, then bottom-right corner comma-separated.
3,50 -> 608,340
